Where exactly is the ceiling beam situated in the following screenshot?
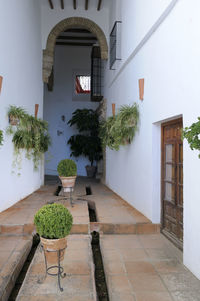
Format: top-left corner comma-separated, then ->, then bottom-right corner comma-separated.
57,36 -> 96,41
85,0 -> 89,10
48,0 -> 54,9
97,0 -> 102,11
73,0 -> 77,9
56,42 -> 94,46
65,29 -> 90,33
60,0 -> 64,9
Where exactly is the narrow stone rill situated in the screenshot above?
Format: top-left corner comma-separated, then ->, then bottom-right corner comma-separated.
86,186 -> 92,195
54,185 -> 62,196
91,231 -> 109,301
8,235 -> 40,301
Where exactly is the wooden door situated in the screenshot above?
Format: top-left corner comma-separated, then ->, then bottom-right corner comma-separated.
161,119 -> 183,249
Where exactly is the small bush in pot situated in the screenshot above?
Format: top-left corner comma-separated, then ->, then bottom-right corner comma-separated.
57,159 -> 77,192
34,203 -> 73,264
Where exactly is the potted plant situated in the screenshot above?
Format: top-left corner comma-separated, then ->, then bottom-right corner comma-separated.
34,203 -> 73,264
100,103 -> 139,151
67,109 -> 103,177
7,105 -> 51,171
57,159 -> 77,192
8,105 -> 26,125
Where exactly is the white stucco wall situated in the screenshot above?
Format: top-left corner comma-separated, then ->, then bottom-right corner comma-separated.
104,0 -> 200,279
40,0 -> 110,49
44,46 -> 98,176
0,0 -> 43,212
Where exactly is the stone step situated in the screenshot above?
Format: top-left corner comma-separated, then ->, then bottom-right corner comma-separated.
90,222 -> 160,235
0,236 -> 32,301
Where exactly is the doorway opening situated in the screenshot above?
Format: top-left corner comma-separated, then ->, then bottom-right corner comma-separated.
161,118 -> 183,249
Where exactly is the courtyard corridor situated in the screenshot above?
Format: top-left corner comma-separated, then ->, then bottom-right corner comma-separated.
0,177 -> 199,301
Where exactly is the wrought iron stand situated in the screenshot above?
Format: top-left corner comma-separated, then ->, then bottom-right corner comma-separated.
42,246 -> 66,292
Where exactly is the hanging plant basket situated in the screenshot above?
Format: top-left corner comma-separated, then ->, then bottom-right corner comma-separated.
9,115 -> 20,126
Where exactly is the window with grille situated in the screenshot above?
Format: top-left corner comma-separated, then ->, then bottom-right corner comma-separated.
110,21 -> 122,70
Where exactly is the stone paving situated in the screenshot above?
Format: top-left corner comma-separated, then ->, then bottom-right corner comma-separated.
0,236 -> 32,301
0,176 -> 200,300
16,235 -> 96,301
101,234 -> 200,301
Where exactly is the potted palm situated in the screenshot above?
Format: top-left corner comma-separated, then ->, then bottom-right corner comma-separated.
57,159 -> 77,192
34,203 -> 73,264
67,109 -> 102,178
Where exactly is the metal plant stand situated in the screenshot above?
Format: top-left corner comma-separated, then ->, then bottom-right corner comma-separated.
42,246 -> 66,292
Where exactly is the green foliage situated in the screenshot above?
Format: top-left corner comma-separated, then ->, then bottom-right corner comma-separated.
8,105 -> 26,119
182,117 -> 200,158
57,159 -> 77,177
68,109 -> 99,134
7,105 -> 51,170
34,203 -> 73,239
0,130 -> 3,146
100,103 -> 139,151
68,109 -> 102,166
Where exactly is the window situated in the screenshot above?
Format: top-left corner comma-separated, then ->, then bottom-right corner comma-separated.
75,75 -> 91,94
72,70 -> 91,101
110,21 -> 122,70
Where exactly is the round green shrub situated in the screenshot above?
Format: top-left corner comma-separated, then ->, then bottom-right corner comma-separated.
34,203 -> 73,239
57,159 -> 77,177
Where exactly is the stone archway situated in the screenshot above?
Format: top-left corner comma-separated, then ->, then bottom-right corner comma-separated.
43,17 -> 108,83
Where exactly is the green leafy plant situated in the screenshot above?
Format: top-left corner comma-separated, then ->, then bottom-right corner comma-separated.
0,130 -> 3,146
8,105 -> 26,119
182,117 -> 200,158
57,159 -> 77,177
100,103 -> 139,151
7,105 -> 51,170
34,203 -> 73,239
67,109 -> 102,166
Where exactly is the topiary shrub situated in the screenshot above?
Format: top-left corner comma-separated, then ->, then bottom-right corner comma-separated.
57,159 -> 77,177
34,203 -> 73,239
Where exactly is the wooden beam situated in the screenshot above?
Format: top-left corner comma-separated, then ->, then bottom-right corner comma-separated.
48,0 -> 54,9
56,42 -> 94,46
57,36 -> 97,41
85,0 -> 89,10
73,0 -> 76,9
97,0 -> 102,11
60,0 -> 64,9
65,29 -> 90,33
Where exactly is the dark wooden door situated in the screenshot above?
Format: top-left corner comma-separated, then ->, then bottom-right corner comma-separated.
161,119 -> 183,249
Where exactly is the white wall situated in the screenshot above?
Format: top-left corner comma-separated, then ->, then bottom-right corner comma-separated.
40,0 -> 110,49
44,46 -> 98,176
0,0 -> 43,212
104,0 -> 200,279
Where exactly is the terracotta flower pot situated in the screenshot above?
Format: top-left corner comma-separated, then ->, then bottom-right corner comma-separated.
40,236 -> 67,264
59,176 -> 76,192
85,165 -> 97,178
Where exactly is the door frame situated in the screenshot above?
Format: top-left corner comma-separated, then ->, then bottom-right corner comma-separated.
161,117 -> 183,250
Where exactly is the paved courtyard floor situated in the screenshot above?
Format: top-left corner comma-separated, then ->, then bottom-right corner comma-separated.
0,177 -> 199,300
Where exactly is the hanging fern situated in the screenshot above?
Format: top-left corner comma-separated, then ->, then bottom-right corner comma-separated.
7,105 -> 51,170
182,117 -> 200,158
100,103 -> 139,151
0,130 -> 3,146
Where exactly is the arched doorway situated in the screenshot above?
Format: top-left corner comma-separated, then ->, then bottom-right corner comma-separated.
43,17 -> 108,83
43,17 -> 107,180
